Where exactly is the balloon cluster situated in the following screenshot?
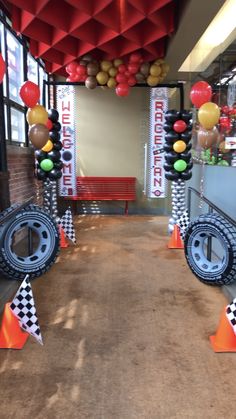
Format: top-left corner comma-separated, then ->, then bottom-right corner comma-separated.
35,109 -> 63,181
164,110 -> 193,181
65,53 -> 169,97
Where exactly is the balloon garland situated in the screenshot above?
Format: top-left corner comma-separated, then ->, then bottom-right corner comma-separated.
65,53 -> 170,97
163,110 -> 193,234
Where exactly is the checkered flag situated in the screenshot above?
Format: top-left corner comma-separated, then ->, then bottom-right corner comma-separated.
59,207 -> 76,244
226,298 -> 236,335
176,209 -> 190,239
10,275 -> 43,345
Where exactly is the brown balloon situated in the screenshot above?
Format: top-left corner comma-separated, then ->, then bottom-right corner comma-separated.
85,76 -> 97,89
140,62 -> 150,76
135,72 -> 145,83
28,124 -> 49,149
197,127 -> 218,149
87,62 -> 99,76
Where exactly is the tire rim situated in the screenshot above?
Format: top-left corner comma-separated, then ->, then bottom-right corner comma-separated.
190,230 -> 229,275
4,217 -> 56,270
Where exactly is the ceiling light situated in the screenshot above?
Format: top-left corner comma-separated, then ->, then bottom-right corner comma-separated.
179,0 -> 236,72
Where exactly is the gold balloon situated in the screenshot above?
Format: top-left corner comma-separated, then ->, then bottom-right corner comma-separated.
198,102 -> 220,130
27,105 -> 48,126
113,58 -> 123,68
161,63 -> 170,73
197,127 -> 218,149
173,140 -> 187,153
147,75 -> 159,86
28,124 -> 49,149
154,58 -> 165,65
101,60 -> 112,72
107,77 -> 117,88
96,71 -> 109,85
109,67 -> 118,77
42,139 -> 53,152
150,64 -> 161,77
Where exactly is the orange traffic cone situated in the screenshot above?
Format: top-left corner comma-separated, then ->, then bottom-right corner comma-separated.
0,303 -> 29,349
59,225 -> 69,248
210,307 -> 236,352
168,224 -> 184,249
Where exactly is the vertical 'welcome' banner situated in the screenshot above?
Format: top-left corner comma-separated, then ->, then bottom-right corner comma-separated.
56,85 -> 77,197
148,88 -> 168,198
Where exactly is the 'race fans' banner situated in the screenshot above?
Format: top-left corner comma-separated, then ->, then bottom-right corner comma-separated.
56,85 -> 77,197
148,88 -> 168,198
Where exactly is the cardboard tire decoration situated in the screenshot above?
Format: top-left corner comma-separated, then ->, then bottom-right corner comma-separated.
0,204 -> 60,280
184,214 -> 236,286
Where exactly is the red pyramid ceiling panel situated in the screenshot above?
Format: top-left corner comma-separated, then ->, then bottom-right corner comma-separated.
6,0 -> 177,75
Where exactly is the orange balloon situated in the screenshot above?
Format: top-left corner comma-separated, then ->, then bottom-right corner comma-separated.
173,140 -> 187,153
41,139 -> 53,152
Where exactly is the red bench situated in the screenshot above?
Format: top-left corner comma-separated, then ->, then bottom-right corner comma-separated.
65,176 -> 136,215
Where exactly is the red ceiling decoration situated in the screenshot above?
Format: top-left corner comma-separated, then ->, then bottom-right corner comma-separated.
6,0 -> 177,75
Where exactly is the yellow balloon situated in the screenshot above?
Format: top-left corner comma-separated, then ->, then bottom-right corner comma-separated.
41,139 -> 53,152
154,58 -> 165,65
107,77 -> 117,88
113,58 -> 123,68
100,60 -> 112,72
161,63 -> 170,73
198,102 -> 220,130
147,75 -> 159,87
173,140 -> 187,153
150,64 -> 161,77
27,105 -> 48,126
109,67 -> 118,77
96,71 -> 109,85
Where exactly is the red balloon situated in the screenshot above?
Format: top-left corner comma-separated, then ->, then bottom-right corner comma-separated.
116,83 -> 130,97
0,53 -> 5,83
118,64 -> 126,73
19,81 -> 40,107
129,52 -> 142,63
116,73 -> 127,83
46,118 -> 53,130
173,120 -> 187,133
190,81 -> 212,108
128,63 -> 139,74
221,105 -> 230,115
128,75 -> 136,86
76,64 -> 87,76
65,61 -> 77,74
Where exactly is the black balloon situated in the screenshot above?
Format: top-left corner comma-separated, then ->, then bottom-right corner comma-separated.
49,130 -> 60,142
165,110 -> 180,123
48,109 -> 59,123
37,168 -> 48,180
53,160 -> 63,170
179,151 -> 192,161
180,170 -> 192,180
53,141 -> 62,151
186,143 -> 192,151
180,132 -> 192,142
53,121 -> 61,131
165,131 -> 179,142
165,171 -> 179,181
48,150 -> 61,162
164,162 -> 173,172
163,144 -> 173,152
180,110 -> 192,123
163,122 -> 173,132
35,150 -> 48,162
187,161 -> 193,170
48,169 -> 62,180
165,152 -> 179,164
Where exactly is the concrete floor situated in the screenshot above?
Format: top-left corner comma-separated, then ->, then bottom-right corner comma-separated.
0,215 -> 236,419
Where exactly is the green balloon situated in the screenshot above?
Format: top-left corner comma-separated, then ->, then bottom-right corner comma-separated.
174,159 -> 187,172
40,158 -> 54,172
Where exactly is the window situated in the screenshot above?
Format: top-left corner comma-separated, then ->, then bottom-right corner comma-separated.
7,31 -> 24,105
0,14 -> 49,146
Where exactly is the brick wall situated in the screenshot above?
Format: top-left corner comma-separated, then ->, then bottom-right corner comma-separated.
7,145 -> 43,206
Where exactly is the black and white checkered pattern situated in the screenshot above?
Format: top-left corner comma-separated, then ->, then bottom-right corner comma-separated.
176,209 -> 190,239
59,207 -> 76,244
226,298 -> 236,335
10,275 -> 43,345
